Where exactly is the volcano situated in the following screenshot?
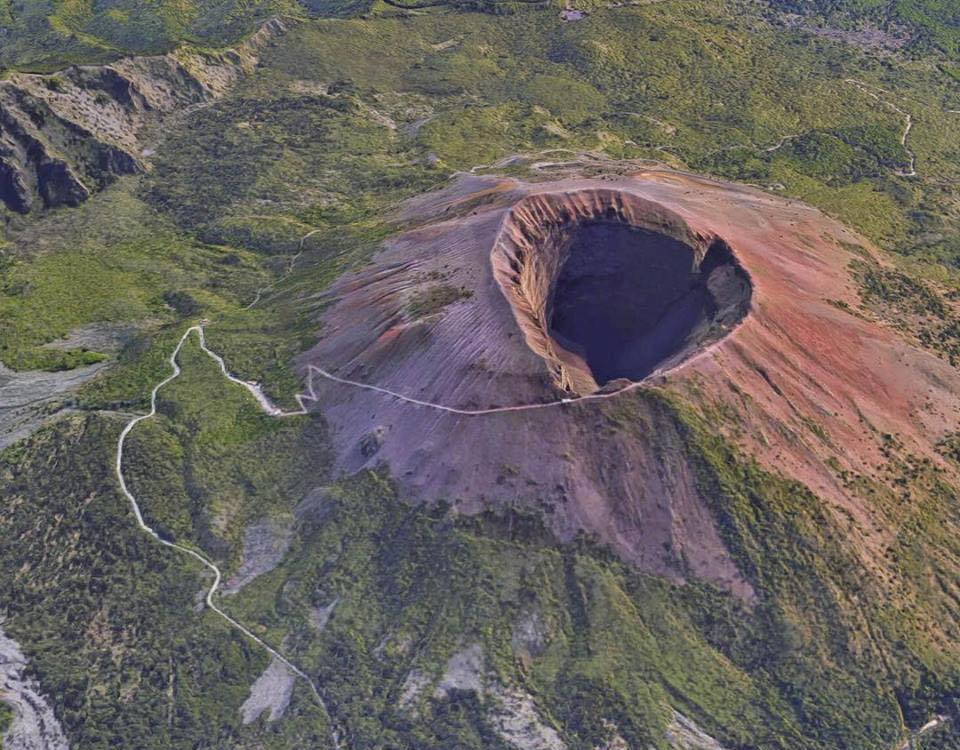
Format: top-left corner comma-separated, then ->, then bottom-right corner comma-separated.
300,169 -> 960,597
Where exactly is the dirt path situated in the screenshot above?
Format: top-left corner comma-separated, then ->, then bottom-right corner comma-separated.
114,327 -> 340,748
109,319 -> 683,750
245,227 -> 323,310
894,714 -> 950,750
118,319 -> 956,750
303,359 -> 641,414
844,79 -> 917,177
761,134 -> 799,153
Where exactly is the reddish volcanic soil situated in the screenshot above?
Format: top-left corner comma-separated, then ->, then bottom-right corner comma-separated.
299,169 -> 960,598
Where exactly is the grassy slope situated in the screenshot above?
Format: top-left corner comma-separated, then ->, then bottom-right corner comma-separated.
1,1 -> 959,748
0,0 -> 305,73
122,333 -> 330,567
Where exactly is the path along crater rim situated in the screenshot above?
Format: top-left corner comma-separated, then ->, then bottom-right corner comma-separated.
490,188 -> 754,395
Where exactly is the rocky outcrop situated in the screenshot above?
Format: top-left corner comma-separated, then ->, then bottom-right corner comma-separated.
0,625 -> 69,750
221,516 -> 294,595
402,644 -> 566,750
0,18 -> 286,213
239,657 -> 296,725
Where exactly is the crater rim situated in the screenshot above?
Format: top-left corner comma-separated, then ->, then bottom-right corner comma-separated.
490,188 -> 753,395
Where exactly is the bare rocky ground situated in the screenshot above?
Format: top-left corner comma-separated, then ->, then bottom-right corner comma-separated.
239,657 -> 296,725
0,323 -> 135,449
0,626 -> 69,750
0,359 -> 108,450
222,517 -> 294,595
309,597 -> 340,633
775,12 -> 911,51
665,711 -> 728,750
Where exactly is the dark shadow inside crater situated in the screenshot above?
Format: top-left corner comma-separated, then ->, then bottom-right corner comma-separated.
548,223 -> 751,385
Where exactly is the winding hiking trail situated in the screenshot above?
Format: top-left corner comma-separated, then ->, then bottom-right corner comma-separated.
245,228 -> 323,310
114,326 -> 341,749
112,318 -> 657,749
845,78 -> 917,177
304,358 -> 652,414
116,313 -> 957,750
112,318 -> 663,748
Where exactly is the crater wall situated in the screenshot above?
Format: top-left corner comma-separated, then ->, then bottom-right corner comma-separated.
299,170 -> 960,600
490,189 -> 751,393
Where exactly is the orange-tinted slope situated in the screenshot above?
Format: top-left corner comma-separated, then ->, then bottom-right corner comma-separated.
299,169 -> 960,599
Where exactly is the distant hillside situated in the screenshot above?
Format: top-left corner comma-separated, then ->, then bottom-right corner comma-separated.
0,0 -> 304,73
766,0 -> 960,55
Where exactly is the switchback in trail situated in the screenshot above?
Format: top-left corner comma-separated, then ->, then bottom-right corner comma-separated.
114,326 -> 341,749
113,320 -> 655,750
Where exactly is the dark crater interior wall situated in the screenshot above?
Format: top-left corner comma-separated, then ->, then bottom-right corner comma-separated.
548,223 -> 752,385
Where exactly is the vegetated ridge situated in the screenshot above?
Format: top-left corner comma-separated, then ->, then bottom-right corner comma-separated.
0,17 -> 287,214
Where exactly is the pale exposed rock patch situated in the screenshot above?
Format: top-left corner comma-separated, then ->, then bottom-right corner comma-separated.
430,38 -> 460,51
0,359 -> 109,450
397,669 -> 432,713
40,323 -> 136,353
404,644 -> 566,750
222,517 -> 293,595
665,711 -> 727,750
489,685 -> 566,750
239,657 -> 296,725
511,610 -> 550,660
0,626 -> 69,750
310,597 -> 340,633
432,643 -> 486,699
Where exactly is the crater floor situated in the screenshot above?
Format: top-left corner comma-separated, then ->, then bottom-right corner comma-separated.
548,223 -> 750,385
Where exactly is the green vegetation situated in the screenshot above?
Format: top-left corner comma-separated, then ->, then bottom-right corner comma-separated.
665,389 -> 960,735
0,414 -> 331,749
0,702 -> 10,749
122,332 -> 329,567
139,0 -> 960,265
854,260 -> 960,365
766,0 -> 960,56
0,187 -> 266,373
407,283 -> 473,319
1,1 -> 959,747
0,0 -> 304,73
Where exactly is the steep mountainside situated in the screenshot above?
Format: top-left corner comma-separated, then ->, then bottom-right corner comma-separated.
1,1 -> 959,749
0,18 -> 287,214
